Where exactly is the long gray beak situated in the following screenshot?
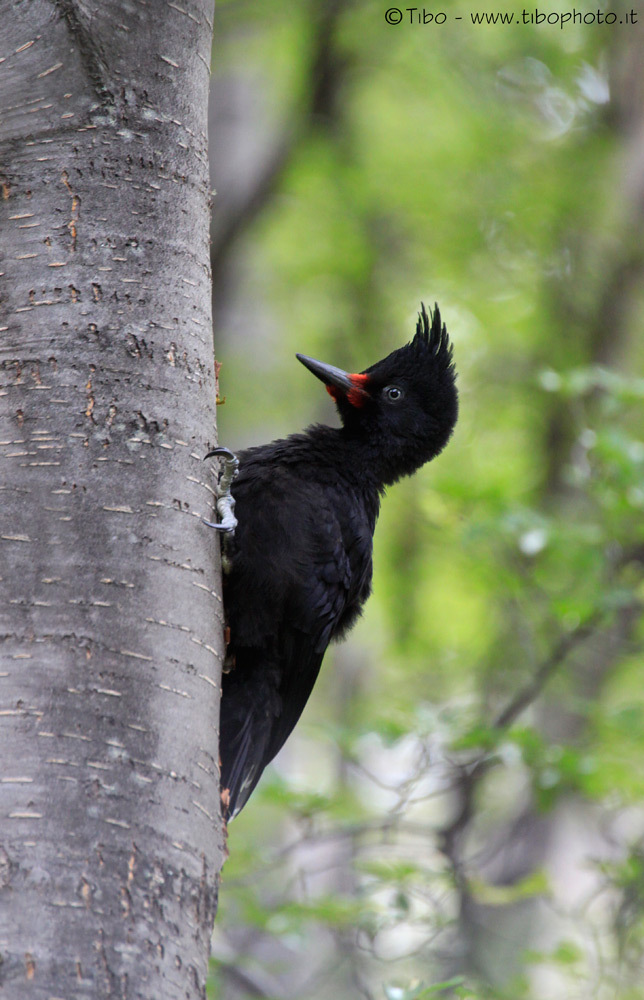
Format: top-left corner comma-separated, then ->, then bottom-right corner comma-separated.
296,353 -> 354,393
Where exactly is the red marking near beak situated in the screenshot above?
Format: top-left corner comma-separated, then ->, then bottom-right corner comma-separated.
347,373 -> 369,407
326,373 -> 370,407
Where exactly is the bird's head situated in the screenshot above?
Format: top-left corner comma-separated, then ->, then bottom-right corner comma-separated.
296,303 -> 458,483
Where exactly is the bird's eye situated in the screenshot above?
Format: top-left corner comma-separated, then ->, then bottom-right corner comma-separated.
384,386 -> 403,402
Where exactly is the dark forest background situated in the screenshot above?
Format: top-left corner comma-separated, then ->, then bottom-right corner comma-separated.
206,2 -> 644,997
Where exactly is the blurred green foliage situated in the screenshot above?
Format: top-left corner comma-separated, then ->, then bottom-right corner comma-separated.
208,1 -> 644,998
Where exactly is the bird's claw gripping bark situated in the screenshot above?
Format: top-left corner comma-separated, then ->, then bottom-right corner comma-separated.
203,446 -> 239,533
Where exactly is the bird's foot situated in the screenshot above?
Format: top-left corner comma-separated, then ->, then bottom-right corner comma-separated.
204,446 -> 239,533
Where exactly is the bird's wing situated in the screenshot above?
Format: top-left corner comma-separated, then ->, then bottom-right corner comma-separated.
264,497 -> 353,761
220,481 -> 358,816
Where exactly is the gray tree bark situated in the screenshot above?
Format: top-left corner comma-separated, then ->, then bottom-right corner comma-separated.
0,2 -> 223,998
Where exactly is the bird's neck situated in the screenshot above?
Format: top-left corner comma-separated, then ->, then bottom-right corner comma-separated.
303,424 -> 396,495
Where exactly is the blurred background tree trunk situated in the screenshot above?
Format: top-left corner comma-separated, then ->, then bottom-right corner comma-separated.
438,15 -> 644,988
0,2 -> 223,997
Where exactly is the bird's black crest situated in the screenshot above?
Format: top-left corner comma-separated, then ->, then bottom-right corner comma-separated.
413,302 -> 453,370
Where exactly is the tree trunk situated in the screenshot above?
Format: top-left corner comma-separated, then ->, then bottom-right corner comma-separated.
0,3 -> 222,998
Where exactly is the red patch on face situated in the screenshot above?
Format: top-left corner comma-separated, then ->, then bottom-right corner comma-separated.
326,373 -> 370,407
347,373 -> 369,407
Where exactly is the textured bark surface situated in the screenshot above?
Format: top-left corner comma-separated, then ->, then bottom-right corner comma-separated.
0,2 -> 222,998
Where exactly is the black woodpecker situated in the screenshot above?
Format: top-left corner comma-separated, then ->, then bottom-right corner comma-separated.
208,303 -> 458,818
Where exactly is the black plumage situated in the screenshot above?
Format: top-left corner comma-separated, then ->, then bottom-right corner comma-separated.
217,303 -> 458,817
